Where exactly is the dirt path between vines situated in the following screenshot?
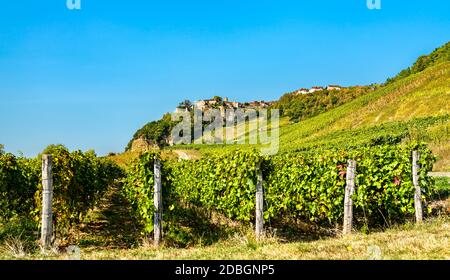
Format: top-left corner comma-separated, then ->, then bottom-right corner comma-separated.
77,184 -> 141,249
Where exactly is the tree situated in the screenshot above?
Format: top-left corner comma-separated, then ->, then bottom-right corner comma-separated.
41,144 -> 69,156
411,55 -> 429,73
385,41 -> 450,85
178,100 -> 192,109
0,144 -> 4,155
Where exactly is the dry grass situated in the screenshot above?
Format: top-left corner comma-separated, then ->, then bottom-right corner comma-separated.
431,143 -> 450,172
107,150 -> 203,168
0,235 -> 27,259
2,216 -> 447,260
79,216 -> 449,260
107,151 -> 140,168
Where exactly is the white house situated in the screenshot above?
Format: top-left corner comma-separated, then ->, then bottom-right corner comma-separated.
309,86 -> 324,93
327,85 -> 342,91
296,88 -> 309,95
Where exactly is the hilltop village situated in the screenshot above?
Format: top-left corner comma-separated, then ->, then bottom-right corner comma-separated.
175,85 -> 343,113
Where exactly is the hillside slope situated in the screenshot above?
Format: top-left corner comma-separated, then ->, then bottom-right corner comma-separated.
280,62 -> 450,147
184,43 -> 450,170
278,62 -> 450,170
125,42 -> 450,170
273,86 -> 376,122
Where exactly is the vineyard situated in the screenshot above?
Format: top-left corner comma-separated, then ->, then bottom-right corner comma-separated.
0,145 -> 123,242
122,143 -> 437,246
177,62 -> 450,170
1,141 -> 442,251
0,42 -> 449,259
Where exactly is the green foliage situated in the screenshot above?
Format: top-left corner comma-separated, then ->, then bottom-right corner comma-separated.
125,145 -> 435,240
283,115 -> 449,153
273,86 -> 374,122
122,152 -> 179,235
263,150 -> 347,224
178,100 -> 192,109
126,113 -> 176,151
264,144 -> 434,226
0,217 -> 38,246
167,151 -> 263,221
431,177 -> 450,200
122,152 -> 159,234
276,61 -> 450,154
213,96 -> 223,102
34,145 -> 123,231
124,151 -> 248,246
0,153 -> 39,221
351,143 -> 435,225
1,144 -> 123,235
122,42 -> 447,245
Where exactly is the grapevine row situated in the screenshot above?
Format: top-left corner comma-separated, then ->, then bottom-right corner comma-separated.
123,143 -> 435,238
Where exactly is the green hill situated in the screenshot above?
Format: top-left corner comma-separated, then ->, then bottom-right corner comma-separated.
278,61 -> 450,170
386,41 -> 450,85
279,62 -> 450,147
127,41 -> 450,171
276,42 -> 450,167
126,113 -> 175,151
273,85 -> 378,122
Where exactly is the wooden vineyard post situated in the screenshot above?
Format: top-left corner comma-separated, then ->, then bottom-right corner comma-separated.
255,164 -> 264,241
343,160 -> 356,235
412,151 -> 423,223
154,157 -> 163,247
41,155 -> 53,249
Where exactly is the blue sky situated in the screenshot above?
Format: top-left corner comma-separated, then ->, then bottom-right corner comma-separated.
1,0 -> 449,157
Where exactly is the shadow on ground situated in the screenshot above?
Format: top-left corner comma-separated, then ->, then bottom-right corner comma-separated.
76,177 -> 450,249
77,185 -> 238,249
78,184 -> 141,249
